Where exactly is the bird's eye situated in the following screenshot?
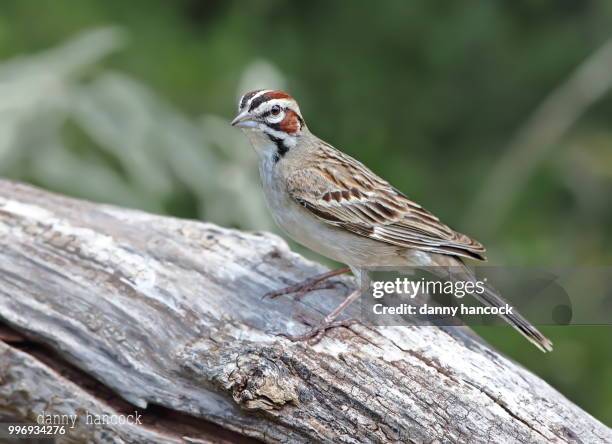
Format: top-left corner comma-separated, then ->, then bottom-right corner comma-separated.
270,105 -> 281,116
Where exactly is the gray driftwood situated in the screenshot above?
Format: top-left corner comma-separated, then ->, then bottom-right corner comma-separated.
0,179 -> 609,444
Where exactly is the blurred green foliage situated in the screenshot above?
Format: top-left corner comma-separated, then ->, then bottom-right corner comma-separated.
0,0 -> 610,425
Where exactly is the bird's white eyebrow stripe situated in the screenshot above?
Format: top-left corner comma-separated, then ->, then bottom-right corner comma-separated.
239,89 -> 271,110
254,98 -> 296,114
245,90 -> 272,110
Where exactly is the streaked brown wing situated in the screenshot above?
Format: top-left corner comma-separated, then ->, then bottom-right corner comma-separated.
286,148 -> 486,260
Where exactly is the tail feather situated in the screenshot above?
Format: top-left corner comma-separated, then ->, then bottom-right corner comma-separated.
473,286 -> 553,353
441,261 -> 554,352
424,256 -> 554,352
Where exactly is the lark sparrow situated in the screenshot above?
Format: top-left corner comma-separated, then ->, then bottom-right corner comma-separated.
232,89 -> 552,352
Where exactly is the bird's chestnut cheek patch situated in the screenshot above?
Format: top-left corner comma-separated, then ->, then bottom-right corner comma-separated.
280,110 -> 302,134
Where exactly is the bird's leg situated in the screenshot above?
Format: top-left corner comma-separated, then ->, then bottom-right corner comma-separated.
280,289 -> 361,344
263,266 -> 351,301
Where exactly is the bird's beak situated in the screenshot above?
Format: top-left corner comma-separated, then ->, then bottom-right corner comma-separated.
231,111 -> 258,128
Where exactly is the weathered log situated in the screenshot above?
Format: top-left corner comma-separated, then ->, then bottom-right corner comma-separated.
0,179 -> 609,443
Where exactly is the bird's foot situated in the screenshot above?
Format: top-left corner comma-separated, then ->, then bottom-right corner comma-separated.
279,318 -> 360,345
262,267 -> 350,301
275,288 -> 362,344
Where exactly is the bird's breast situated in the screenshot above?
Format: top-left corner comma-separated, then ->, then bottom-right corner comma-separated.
257,156 -> 404,267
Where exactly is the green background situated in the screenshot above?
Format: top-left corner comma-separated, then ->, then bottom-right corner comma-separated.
0,0 -> 610,425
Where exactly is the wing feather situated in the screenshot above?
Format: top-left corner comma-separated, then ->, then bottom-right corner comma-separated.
287,147 -> 486,260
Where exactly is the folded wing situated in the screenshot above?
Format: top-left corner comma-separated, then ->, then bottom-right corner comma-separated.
286,147 -> 486,261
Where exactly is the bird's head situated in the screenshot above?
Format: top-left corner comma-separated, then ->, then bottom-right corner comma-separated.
231,89 -> 306,156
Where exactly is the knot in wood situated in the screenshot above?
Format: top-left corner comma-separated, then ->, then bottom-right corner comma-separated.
180,340 -> 301,412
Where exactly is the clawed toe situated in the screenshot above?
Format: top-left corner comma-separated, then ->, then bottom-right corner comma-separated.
261,267 -> 351,301
262,280 -> 335,300
278,319 -> 360,345
264,270 -> 359,344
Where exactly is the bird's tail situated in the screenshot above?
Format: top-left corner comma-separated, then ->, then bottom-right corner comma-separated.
472,284 -> 553,352
441,262 -> 553,352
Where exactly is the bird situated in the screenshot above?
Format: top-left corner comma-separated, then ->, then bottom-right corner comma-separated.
231,89 -> 553,352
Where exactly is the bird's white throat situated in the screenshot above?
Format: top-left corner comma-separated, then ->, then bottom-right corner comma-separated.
241,127 -> 297,161
241,128 -> 278,158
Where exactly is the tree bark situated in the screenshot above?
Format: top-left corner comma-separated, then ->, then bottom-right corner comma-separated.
0,179 -> 609,443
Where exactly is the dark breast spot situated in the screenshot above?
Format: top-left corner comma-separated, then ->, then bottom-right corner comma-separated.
266,134 -> 289,162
